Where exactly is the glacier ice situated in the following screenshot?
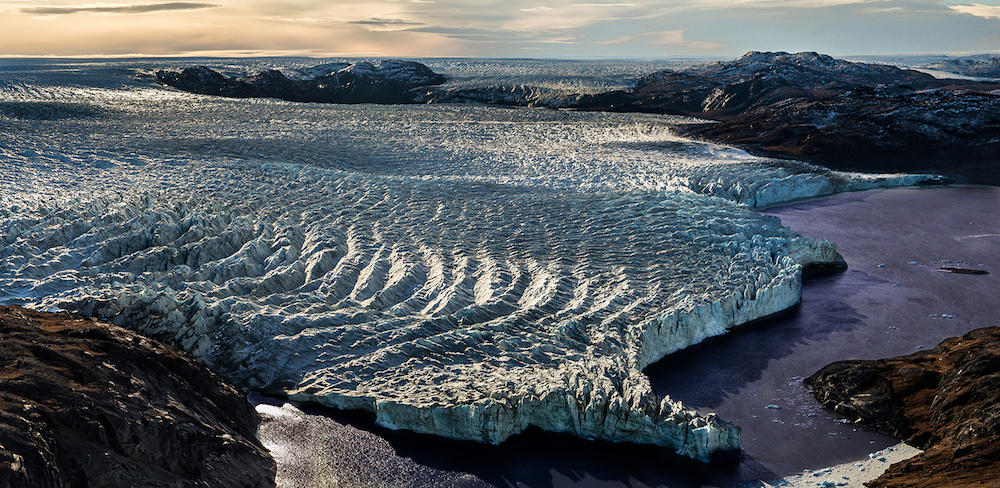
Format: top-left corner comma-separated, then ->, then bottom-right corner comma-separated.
0,158 -> 832,460
0,59 -> 933,461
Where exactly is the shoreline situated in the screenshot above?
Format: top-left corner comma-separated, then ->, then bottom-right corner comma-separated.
759,443 -> 922,488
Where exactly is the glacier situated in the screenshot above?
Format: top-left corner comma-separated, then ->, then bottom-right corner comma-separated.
0,59 -> 935,461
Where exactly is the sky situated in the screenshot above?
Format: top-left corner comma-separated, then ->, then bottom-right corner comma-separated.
1,0 -> 999,58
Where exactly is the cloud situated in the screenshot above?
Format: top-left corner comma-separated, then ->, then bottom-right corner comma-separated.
349,17 -> 425,31
569,2 -> 638,6
595,29 -> 722,49
22,2 -> 219,15
949,3 -> 1000,18
645,29 -> 724,50
521,6 -> 553,11
263,14 -> 425,32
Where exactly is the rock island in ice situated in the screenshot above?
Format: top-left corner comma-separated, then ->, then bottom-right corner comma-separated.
0,59 -> 933,461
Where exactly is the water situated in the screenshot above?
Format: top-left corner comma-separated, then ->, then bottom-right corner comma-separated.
0,58 -> 951,482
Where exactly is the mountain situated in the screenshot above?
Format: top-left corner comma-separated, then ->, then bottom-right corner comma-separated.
155,60 -> 446,104
575,52 -> 1000,184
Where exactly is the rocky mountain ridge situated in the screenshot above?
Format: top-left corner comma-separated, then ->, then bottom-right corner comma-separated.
577,51 -> 942,116
576,51 -> 1000,184
155,60 -> 446,104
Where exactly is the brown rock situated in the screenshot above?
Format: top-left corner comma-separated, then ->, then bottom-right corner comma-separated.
806,327 -> 1000,488
0,305 -> 275,488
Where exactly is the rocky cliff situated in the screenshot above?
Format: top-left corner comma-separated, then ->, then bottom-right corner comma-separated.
155,60 -> 446,104
0,306 -> 275,488
806,327 -> 1000,488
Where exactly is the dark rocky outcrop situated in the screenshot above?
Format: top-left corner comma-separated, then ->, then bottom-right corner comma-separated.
155,60 -> 446,104
573,51 -> 1000,184
806,327 -> 1000,488
0,305 -> 275,488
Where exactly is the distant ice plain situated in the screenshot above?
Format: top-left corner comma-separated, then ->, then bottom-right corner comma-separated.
0,58 -> 932,459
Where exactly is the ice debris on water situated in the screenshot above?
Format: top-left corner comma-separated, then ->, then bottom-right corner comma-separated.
908,261 -> 920,265
767,404 -> 782,409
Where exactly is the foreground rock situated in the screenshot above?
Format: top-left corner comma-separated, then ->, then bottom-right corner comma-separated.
806,327 -> 1000,488
155,60 -> 446,104
575,51 -> 1000,184
0,305 -> 275,488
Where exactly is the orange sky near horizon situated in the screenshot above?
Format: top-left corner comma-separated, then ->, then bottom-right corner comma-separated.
1,0 -> 999,58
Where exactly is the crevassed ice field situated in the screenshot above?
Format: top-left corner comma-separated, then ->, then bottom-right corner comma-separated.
0,58 -> 929,460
